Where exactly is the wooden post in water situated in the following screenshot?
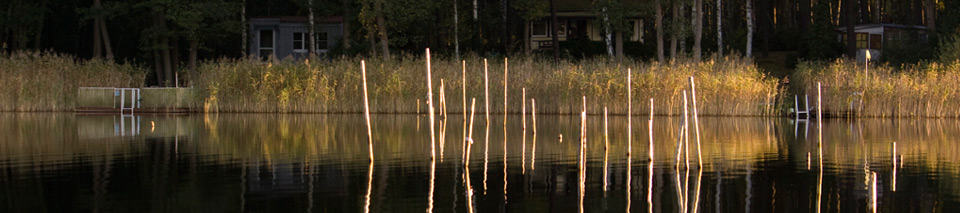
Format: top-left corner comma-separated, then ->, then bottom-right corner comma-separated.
683,91 -> 690,169
462,61 -> 467,161
649,99 -> 654,161
531,98 -> 537,170
690,77 -> 702,167
627,68 -> 632,156
484,59 -> 490,125
466,98 -> 477,166
603,106 -> 609,192
361,60 -> 374,161
522,88 -> 527,174
426,48 -> 436,159
503,58 -> 508,125
817,82 -> 822,121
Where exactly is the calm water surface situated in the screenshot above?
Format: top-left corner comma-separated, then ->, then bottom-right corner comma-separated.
1,113 -> 958,212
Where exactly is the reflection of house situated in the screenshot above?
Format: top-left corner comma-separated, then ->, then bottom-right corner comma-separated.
526,1 -> 644,51
836,24 -> 928,61
249,16 -> 343,60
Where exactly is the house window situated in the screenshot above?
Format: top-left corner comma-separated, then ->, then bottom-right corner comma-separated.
258,30 -> 274,59
857,33 -> 868,49
532,21 -> 548,37
841,33 -> 869,49
557,21 -> 567,37
315,32 -> 329,52
293,32 -> 307,52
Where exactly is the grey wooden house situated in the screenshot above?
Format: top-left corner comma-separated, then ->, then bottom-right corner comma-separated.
249,16 -> 343,60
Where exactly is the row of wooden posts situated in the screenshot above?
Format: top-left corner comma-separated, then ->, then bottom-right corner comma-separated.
360,49 -> 894,212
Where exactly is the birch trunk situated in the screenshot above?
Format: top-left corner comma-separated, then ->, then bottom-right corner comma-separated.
716,0 -> 722,57
375,0 -> 390,59
693,0 -> 702,62
656,0 -> 664,62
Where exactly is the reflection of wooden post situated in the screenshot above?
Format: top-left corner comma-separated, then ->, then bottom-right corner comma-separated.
466,98 -> 477,166
362,60 -> 374,161
892,142 -> 897,191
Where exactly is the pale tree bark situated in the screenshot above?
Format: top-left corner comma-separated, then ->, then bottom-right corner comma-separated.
375,0 -> 390,59
656,0 -> 664,62
716,0 -> 722,57
745,0 -> 753,57
602,7 -> 613,57
693,0 -> 702,62
670,0 -> 678,60
308,0 -> 316,55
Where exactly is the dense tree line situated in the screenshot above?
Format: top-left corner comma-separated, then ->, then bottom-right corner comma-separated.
0,0 -> 954,85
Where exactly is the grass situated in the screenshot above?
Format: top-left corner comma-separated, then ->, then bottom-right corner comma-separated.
196,54 -> 780,116
0,51 -> 146,111
792,59 -> 960,117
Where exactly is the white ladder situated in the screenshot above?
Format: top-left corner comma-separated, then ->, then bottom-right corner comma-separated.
116,88 -> 140,115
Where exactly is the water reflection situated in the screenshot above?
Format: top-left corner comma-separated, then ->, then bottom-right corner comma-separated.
0,114 -> 958,212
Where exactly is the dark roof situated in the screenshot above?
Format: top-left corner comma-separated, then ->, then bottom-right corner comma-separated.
835,24 -> 927,32
250,16 -> 343,23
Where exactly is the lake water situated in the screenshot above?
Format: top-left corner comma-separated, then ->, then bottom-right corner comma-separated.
0,113 -> 958,212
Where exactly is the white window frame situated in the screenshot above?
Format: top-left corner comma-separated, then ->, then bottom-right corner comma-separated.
315,32 -> 329,53
293,32 -> 307,53
258,29 -> 275,58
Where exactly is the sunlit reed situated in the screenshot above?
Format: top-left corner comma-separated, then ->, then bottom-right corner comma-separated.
361,60 -> 374,161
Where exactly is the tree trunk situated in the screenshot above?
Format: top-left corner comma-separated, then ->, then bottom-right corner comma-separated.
845,0 -> 856,58
716,0 -> 722,57
308,0 -> 316,55
693,0 -> 702,62
501,0 -> 508,53
745,0 -> 753,57
602,7 -> 614,57
923,0 -> 936,32
342,0 -> 351,51
656,0 -> 664,62
93,17 -> 102,58
455,0 -> 461,58
375,0 -> 390,59
161,17 -> 173,87
189,39 -> 198,85
615,31 -> 623,62
679,4 -> 686,54
34,0 -> 48,50
523,20 -> 529,55
153,13 -> 165,86
98,18 -> 114,61
549,0 -> 559,63
799,0 -> 810,34
242,0 -> 247,56
670,0 -> 678,60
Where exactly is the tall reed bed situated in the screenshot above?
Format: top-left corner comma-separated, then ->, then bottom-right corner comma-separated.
0,51 -> 145,111
793,59 -> 960,117
197,55 -> 778,115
